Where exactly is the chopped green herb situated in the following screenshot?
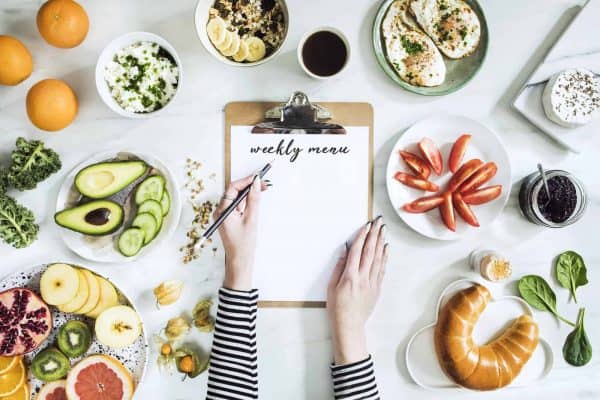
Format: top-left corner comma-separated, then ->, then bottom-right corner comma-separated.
400,35 -> 424,55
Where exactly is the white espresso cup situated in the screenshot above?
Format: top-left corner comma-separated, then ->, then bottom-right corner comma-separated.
297,27 -> 350,80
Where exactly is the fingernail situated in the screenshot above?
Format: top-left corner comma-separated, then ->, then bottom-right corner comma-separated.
366,221 -> 372,228
344,241 -> 350,250
380,224 -> 386,236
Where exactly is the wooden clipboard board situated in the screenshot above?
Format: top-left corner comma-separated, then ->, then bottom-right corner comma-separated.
224,97 -> 374,308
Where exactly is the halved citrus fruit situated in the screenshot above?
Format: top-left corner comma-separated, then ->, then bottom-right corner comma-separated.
0,356 -> 20,375
1,382 -> 29,400
36,380 -> 66,400
65,355 -> 134,400
0,359 -> 25,397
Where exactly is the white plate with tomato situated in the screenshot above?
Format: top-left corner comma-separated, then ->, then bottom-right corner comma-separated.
386,115 -> 511,240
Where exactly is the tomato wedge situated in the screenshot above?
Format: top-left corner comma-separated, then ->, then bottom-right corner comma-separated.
449,134 -> 472,173
403,194 -> 444,213
399,150 -> 431,179
439,192 -> 456,232
458,162 -> 498,193
453,192 -> 480,227
394,172 -> 439,192
418,137 -> 443,176
462,185 -> 503,205
447,159 -> 483,192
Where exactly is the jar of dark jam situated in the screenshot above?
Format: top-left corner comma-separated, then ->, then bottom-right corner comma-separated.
518,169 -> 586,227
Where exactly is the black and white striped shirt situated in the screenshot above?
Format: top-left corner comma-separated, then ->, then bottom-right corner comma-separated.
207,288 -> 380,399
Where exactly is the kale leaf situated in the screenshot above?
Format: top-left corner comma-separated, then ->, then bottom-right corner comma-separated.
0,195 -> 39,248
0,168 -> 7,195
7,137 -> 62,191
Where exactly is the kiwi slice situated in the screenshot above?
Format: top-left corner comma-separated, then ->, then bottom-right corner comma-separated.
57,320 -> 92,358
31,348 -> 70,381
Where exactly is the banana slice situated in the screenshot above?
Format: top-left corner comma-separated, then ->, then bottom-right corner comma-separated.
221,32 -> 241,57
207,17 -> 227,47
216,31 -> 233,52
233,40 -> 249,62
245,37 -> 266,62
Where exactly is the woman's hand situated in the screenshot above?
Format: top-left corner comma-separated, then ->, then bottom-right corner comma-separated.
327,217 -> 389,365
214,175 -> 266,291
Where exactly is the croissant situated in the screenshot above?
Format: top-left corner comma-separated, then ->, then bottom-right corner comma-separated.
434,284 -> 539,391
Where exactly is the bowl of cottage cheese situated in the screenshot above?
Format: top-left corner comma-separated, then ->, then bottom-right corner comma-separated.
96,32 -> 182,118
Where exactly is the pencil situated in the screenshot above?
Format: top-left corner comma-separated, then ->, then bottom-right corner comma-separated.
193,160 -> 274,252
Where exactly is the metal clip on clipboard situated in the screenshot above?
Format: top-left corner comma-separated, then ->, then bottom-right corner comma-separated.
251,92 -> 346,135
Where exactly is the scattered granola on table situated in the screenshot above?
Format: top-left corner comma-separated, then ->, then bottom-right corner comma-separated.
181,158 -> 219,264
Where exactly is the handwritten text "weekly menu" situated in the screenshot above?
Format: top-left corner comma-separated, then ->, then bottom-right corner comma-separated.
249,138 -> 350,162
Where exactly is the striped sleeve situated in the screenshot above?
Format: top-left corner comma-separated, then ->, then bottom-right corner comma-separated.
206,288 -> 258,400
331,356 -> 380,400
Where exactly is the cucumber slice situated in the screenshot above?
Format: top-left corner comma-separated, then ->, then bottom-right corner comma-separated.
138,200 -> 163,229
132,213 -> 158,245
160,190 -> 171,216
135,175 -> 165,205
118,228 -> 145,257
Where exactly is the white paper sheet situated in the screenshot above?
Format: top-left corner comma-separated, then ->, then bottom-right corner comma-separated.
230,126 -> 371,302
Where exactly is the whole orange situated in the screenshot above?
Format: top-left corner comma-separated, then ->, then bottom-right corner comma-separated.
26,79 -> 78,131
0,36 -> 33,86
37,0 -> 89,48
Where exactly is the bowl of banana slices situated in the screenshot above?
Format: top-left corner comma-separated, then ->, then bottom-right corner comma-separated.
195,0 -> 288,66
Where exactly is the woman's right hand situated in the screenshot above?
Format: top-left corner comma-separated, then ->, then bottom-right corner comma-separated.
326,217 -> 389,365
214,175 -> 266,291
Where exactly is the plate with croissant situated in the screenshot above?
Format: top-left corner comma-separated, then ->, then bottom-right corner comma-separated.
406,279 -> 554,391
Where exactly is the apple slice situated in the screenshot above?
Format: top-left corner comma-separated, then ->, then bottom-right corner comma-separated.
58,269 -> 89,313
40,263 -> 80,306
86,277 -> 119,319
75,270 -> 101,315
95,306 -> 141,349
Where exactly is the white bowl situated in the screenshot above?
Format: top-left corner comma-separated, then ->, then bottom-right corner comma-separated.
297,27 -> 351,80
95,32 -> 183,118
194,0 -> 289,67
55,149 -> 182,263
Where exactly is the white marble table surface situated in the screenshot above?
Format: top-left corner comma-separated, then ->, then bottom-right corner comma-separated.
1,0 -> 599,399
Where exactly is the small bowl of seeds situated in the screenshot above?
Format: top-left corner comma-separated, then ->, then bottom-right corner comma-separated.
194,0 -> 289,66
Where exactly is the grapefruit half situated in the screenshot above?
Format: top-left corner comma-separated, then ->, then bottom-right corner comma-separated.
65,355 -> 134,400
36,380 -> 66,400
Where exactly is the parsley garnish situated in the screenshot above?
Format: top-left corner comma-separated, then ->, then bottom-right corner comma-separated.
401,35 -> 424,55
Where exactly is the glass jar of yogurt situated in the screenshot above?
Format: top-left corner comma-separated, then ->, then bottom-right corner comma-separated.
518,169 -> 587,228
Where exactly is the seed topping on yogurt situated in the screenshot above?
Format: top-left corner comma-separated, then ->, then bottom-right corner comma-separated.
104,41 -> 179,113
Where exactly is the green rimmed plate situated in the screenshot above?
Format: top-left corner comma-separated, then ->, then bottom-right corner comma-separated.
372,0 -> 489,96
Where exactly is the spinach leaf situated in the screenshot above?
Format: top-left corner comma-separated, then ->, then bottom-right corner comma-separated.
556,251 -> 588,303
518,275 -> 575,327
563,308 -> 592,366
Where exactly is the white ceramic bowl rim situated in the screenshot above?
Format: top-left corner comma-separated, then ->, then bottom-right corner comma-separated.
95,31 -> 183,119
194,0 -> 289,67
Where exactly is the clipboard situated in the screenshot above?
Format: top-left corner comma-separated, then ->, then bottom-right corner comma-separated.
225,92 -> 374,308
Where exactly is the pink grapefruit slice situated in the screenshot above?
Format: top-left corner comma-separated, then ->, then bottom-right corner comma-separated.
65,355 -> 134,400
36,380 -> 66,400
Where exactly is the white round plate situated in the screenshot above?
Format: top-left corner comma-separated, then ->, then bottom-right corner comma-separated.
0,263 -> 148,397
405,279 -> 553,391
56,150 -> 182,263
386,115 -> 511,240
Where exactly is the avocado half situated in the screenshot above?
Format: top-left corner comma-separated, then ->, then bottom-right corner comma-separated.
55,200 -> 124,236
75,160 -> 148,199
